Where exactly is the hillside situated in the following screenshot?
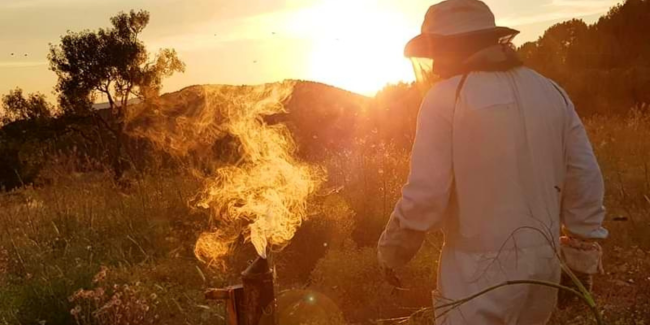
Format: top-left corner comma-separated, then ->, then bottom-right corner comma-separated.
0,81 -> 378,190
124,80 -> 374,161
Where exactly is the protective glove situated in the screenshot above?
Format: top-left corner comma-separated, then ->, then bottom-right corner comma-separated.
377,249 -> 403,289
557,236 -> 602,309
381,265 -> 402,288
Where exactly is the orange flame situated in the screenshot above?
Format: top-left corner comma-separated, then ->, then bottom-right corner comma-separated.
126,81 -> 323,266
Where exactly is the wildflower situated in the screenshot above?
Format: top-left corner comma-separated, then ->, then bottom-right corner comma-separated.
69,289 -> 84,302
94,287 -> 105,298
70,305 -> 82,316
93,266 -> 108,284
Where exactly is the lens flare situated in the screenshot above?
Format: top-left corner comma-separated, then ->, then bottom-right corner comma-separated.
126,81 -> 323,267
276,290 -> 344,325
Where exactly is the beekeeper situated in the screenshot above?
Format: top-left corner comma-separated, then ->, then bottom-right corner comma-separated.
377,0 -> 608,324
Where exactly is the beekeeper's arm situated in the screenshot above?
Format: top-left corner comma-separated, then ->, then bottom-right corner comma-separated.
561,95 -> 608,241
377,84 -> 454,270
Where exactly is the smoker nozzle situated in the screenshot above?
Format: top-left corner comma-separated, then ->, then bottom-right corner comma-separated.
242,256 -> 272,277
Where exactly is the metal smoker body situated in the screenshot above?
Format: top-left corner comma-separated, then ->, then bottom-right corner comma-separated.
206,257 -> 276,325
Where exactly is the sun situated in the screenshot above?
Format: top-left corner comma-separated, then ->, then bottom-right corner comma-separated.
288,1 -> 417,95
309,36 -> 414,96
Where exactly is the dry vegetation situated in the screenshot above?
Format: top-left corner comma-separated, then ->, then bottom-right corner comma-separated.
1,112 -> 649,325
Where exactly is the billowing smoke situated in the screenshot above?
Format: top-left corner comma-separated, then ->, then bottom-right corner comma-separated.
126,81 -> 323,266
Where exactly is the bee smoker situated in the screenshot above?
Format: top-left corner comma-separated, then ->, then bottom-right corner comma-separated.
206,256 -> 276,325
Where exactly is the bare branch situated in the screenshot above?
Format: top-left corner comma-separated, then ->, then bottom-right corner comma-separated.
434,280 -> 604,325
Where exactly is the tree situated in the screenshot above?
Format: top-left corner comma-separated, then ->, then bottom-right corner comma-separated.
518,0 -> 650,115
519,19 -> 588,82
49,10 -> 185,115
48,9 -> 185,179
1,87 -> 55,124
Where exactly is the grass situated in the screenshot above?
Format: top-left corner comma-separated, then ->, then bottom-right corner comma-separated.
549,112 -> 650,325
1,113 -> 649,324
0,171 -> 226,325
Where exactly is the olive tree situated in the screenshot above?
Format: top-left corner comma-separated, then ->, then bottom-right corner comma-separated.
48,10 -> 185,178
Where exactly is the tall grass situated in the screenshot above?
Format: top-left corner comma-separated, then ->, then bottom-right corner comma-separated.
1,113 -> 649,324
0,169 -> 225,325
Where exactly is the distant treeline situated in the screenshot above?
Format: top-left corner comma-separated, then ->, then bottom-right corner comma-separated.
517,0 -> 650,115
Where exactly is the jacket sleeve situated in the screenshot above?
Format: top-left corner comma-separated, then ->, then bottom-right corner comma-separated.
377,85 -> 455,269
561,97 -> 608,241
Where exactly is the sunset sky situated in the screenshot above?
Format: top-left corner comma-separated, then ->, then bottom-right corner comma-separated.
0,0 -> 623,100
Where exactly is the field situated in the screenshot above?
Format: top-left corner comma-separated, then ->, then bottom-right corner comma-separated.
1,112 -> 650,325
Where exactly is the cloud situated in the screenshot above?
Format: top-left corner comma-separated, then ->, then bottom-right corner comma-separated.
147,5 -> 310,53
0,61 -> 48,68
499,0 -> 622,26
147,21 -> 268,53
549,0 -> 620,8
0,0 -> 87,9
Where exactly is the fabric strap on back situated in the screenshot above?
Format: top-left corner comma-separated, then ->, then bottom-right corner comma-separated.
550,82 -> 569,107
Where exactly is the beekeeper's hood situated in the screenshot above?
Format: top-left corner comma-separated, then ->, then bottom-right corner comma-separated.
405,0 -> 520,86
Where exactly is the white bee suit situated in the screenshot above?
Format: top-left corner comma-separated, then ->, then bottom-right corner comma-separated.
377,67 -> 608,325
